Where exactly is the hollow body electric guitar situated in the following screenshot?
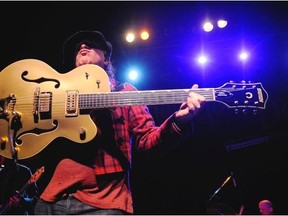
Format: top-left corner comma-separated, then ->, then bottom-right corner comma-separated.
0,59 -> 268,160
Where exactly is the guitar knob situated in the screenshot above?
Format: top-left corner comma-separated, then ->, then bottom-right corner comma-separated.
0,137 -> 7,150
79,127 -> 86,140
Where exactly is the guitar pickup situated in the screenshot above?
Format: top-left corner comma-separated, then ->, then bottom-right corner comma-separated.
39,92 -> 52,120
65,90 -> 79,116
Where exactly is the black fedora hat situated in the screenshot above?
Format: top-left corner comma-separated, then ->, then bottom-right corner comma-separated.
62,30 -> 112,71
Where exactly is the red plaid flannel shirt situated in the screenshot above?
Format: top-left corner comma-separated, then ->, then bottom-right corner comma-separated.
39,82 -> 191,214
93,82 -> 185,175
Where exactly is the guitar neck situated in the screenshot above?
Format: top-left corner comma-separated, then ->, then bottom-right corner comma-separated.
0,182 -> 30,215
78,88 -> 215,109
0,166 -> 44,215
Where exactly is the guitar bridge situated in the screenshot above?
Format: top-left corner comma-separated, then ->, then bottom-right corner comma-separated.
65,90 -> 79,116
33,88 -> 52,121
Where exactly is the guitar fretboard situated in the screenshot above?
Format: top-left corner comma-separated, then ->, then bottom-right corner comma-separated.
79,89 -> 215,109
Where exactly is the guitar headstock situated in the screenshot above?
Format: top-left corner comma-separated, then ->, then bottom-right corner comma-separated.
28,166 -> 45,184
215,81 -> 268,110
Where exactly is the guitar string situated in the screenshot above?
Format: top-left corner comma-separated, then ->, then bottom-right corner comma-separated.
8,86 -> 262,112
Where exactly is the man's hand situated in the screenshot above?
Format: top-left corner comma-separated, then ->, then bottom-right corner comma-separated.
175,84 -> 206,118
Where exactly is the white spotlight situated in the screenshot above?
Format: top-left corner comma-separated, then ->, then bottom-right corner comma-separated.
203,22 -> 214,32
128,70 -> 138,80
239,52 -> 248,60
217,19 -> 228,28
126,33 -> 135,43
198,56 -> 207,64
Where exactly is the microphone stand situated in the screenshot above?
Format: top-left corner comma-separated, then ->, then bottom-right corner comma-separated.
207,175 -> 231,203
207,172 -> 245,215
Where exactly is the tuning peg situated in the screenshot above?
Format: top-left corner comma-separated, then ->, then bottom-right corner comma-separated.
234,108 -> 239,114
241,80 -> 246,84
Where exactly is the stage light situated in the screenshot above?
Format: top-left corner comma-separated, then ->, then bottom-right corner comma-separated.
198,55 -> 208,64
239,51 -> 249,61
217,19 -> 228,28
126,32 -> 136,43
128,70 -> 138,80
202,19 -> 228,32
203,22 -> 214,32
140,31 -> 150,40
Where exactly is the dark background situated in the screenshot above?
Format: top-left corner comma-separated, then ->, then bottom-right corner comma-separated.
1,1 -> 288,214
